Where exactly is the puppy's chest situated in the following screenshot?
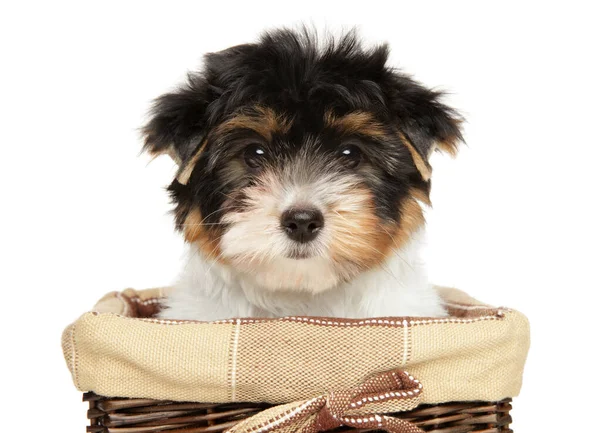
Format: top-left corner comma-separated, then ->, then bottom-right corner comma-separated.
168,241 -> 444,320
231,270 -> 413,318
242,288 -> 362,318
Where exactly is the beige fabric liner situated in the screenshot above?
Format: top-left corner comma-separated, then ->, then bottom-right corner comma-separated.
62,286 -> 529,406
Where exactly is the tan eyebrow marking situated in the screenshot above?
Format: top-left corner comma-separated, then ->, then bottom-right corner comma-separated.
324,110 -> 388,139
215,106 -> 292,141
177,106 -> 291,185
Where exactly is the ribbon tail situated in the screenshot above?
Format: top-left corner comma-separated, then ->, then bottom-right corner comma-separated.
225,397 -> 325,433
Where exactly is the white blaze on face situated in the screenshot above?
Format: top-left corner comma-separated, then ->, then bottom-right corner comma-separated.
219,154 -> 380,293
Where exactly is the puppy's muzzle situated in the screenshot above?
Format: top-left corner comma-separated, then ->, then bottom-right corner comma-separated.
280,208 -> 324,243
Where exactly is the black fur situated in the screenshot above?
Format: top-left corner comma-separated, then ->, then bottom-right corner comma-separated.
143,28 -> 462,232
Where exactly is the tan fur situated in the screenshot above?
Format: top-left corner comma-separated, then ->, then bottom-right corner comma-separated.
182,208 -> 223,261
330,187 -> 427,276
437,137 -> 460,157
329,187 -> 396,272
216,106 -> 292,141
398,132 -> 433,181
176,106 -> 291,184
436,117 -> 464,157
394,196 -> 426,248
408,187 -> 432,207
177,139 -> 208,184
324,111 -> 388,139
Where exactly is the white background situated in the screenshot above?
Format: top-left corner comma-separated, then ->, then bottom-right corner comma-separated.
1,1 -> 599,431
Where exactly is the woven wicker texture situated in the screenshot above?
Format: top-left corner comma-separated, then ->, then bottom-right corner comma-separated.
84,392 -> 513,433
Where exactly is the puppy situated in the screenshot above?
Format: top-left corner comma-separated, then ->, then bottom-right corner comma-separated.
142,29 -> 463,321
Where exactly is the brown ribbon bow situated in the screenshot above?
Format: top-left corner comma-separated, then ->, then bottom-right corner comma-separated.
226,370 -> 425,433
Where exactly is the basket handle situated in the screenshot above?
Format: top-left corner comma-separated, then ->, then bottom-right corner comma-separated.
226,369 -> 425,433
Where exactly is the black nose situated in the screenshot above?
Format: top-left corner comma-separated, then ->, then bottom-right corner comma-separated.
281,208 -> 324,243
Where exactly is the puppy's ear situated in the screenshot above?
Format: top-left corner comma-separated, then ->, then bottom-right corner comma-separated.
389,76 -> 463,181
142,44 -> 256,166
142,76 -> 210,165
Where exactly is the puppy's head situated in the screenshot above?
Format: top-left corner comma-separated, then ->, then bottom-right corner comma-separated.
143,29 -> 462,293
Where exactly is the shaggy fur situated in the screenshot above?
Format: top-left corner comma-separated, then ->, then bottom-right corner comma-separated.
142,28 -> 463,320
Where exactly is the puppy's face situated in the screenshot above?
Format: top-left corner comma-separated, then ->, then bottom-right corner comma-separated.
143,30 -> 462,293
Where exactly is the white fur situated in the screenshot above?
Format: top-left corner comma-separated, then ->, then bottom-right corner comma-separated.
158,230 -> 447,320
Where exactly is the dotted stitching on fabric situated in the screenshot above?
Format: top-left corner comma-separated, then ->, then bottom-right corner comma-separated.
115,296 -> 509,326
229,318 -> 242,401
212,312 -> 507,327
407,321 -> 413,364
348,375 -> 422,408
247,397 -> 322,433
235,371 -> 423,433
401,320 -> 409,366
122,296 -> 509,311
70,322 -> 80,390
95,295 -> 509,327
129,297 -> 163,306
120,310 -> 508,326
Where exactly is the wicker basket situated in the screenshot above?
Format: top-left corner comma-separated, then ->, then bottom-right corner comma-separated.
63,287 -> 528,433
84,392 -> 513,433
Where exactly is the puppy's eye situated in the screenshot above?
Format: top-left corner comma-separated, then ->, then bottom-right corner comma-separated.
339,144 -> 362,169
243,144 -> 267,169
